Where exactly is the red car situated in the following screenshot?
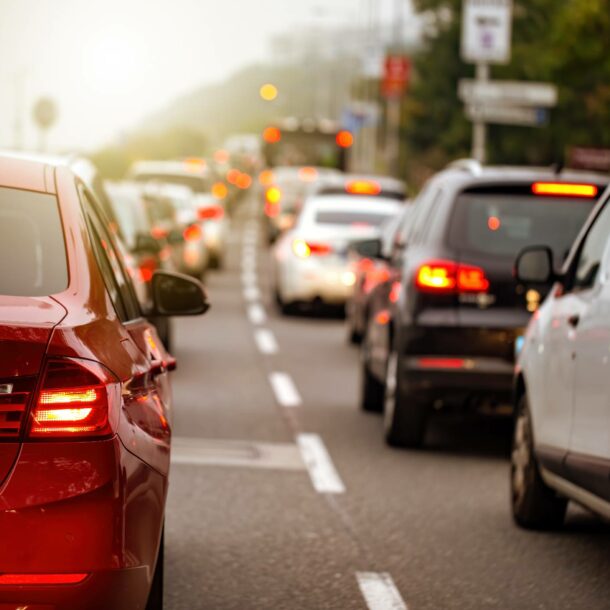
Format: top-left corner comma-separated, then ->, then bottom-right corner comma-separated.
0,153 -> 209,609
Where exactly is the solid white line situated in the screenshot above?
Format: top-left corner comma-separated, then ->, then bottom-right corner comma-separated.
243,286 -> 261,301
254,328 -> 278,354
247,303 -> 267,325
297,433 -> 345,494
356,573 -> 408,610
269,372 -> 302,408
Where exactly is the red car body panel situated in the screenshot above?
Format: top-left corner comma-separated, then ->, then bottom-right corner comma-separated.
0,157 -> 172,609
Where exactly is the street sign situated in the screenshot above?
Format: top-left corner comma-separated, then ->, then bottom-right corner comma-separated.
459,80 -> 558,107
32,97 -> 58,130
461,0 -> 513,64
382,55 -> 411,99
466,104 -> 548,127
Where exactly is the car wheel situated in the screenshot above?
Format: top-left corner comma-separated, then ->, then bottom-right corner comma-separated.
359,332 -> 384,412
145,527 -> 164,610
274,283 -> 296,315
511,395 -> 567,529
383,346 -> 428,448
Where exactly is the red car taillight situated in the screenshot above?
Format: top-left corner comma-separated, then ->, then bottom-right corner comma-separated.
0,378 -> 36,439
415,260 -> 489,294
28,359 -> 120,440
183,223 -> 203,242
198,205 -> 225,221
292,239 -> 333,258
139,255 -> 158,283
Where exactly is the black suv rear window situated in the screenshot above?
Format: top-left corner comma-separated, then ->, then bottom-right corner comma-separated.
450,191 -> 596,261
0,188 -> 68,296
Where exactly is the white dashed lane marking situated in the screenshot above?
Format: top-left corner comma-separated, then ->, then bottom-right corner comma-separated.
297,433 -> 346,494
243,286 -> 261,301
269,372 -> 302,407
248,303 -> 267,325
255,328 -> 279,354
356,572 -> 408,610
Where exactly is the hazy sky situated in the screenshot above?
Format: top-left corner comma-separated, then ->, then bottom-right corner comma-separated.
0,0 -> 413,152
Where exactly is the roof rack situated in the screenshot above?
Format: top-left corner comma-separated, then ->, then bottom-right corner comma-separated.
447,158 -> 483,176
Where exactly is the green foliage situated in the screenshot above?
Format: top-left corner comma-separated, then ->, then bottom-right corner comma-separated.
404,0 -> 610,185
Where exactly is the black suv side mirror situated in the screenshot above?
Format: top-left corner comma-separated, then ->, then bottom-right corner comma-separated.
515,246 -> 556,285
350,238 -> 383,260
152,271 -> 210,316
134,232 -> 162,255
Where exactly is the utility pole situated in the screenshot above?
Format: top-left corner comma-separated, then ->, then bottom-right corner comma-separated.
385,0 -> 404,177
471,63 -> 489,163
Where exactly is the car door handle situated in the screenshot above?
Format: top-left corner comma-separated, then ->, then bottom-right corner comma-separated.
568,314 -> 580,328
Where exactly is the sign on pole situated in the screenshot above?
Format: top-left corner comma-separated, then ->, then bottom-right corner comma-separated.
466,104 -> 548,127
461,0 -> 513,64
458,80 -> 558,107
382,55 -> 411,99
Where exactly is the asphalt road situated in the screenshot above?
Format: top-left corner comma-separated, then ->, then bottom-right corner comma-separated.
165,193 -> 610,610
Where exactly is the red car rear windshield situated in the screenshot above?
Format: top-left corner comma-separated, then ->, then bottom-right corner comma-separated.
0,187 -> 68,296
450,192 -> 597,261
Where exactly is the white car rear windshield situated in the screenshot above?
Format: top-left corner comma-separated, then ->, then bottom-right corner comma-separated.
0,187 -> 68,296
315,210 -> 394,227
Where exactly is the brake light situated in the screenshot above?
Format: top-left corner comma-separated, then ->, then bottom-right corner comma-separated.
227,169 -> 240,185
389,281 -> 402,303
151,226 -> 168,239
28,359 -> 119,439
198,205 -> 224,221
263,127 -> 282,143
346,180 -> 381,196
138,255 -> 157,283
532,182 -> 598,198
292,239 -> 332,258
212,182 -> 228,200
0,573 -> 89,586
183,224 -> 203,241
336,130 -> 354,148
418,358 -> 467,369
415,260 -> 489,294
259,170 -> 275,186
236,173 -> 252,190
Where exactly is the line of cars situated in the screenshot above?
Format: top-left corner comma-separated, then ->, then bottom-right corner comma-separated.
0,150 -> 211,609
339,159 -> 610,530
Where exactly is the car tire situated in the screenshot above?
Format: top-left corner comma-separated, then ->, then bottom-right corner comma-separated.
359,330 -> 384,412
383,346 -> 429,448
146,527 -> 164,610
511,395 -> 567,530
274,284 -> 296,316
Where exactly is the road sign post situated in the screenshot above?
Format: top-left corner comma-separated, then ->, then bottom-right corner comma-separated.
461,0 -> 513,162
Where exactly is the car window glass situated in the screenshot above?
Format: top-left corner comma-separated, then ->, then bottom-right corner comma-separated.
81,187 -> 141,321
572,201 -> 610,291
0,187 -> 68,296
404,184 -> 432,244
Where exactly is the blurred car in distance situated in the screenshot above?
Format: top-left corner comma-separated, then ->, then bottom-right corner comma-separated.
0,151 -> 209,610
511,183 -> 610,530
271,179 -> 403,314
129,159 -> 229,269
346,204 -> 413,344
360,160 -> 609,448
106,181 -> 180,349
262,166 -> 343,243
143,182 -> 210,281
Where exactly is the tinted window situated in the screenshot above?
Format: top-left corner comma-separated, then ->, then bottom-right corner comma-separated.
450,193 -> 595,261
0,187 -> 68,296
573,201 -> 610,290
315,211 -> 394,227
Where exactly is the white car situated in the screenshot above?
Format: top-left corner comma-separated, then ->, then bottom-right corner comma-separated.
272,188 -> 402,313
512,182 -> 610,529
129,159 -> 229,269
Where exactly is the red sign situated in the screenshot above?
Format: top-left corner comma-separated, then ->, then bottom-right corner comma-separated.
382,55 -> 411,99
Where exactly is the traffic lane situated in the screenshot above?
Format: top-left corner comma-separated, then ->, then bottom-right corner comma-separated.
170,241 -> 290,444
262,295 -> 610,608
166,467 -> 366,610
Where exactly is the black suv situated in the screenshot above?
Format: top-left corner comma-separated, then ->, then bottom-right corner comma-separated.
360,160 -> 608,448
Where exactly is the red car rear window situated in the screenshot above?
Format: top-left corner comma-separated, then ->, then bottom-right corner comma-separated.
0,187 -> 68,296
